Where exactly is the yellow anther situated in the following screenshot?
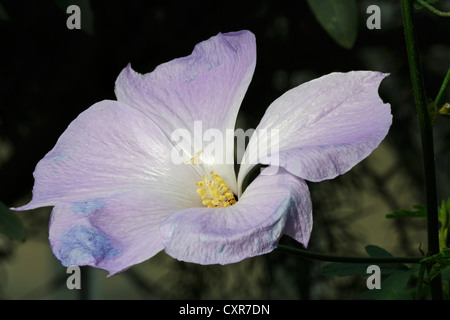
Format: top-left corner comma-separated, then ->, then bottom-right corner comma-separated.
185,150 -> 203,165
195,171 -> 237,208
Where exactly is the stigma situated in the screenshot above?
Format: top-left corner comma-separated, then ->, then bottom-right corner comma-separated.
196,171 -> 237,208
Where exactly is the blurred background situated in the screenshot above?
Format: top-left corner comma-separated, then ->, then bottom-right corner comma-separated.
0,0 -> 449,299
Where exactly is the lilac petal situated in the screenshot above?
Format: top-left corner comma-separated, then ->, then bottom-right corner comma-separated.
160,168 -> 312,265
115,31 -> 256,192
49,190 -> 177,275
14,100 -> 201,210
238,71 -> 392,191
115,30 -> 256,136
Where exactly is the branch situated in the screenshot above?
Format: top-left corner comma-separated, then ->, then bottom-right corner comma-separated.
416,0 -> 450,17
401,0 -> 442,299
276,245 -> 422,264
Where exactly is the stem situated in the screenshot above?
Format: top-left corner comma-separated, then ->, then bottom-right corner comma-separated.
415,262 -> 427,299
401,0 -> 442,299
276,245 -> 422,264
80,266 -> 100,300
435,68 -> 450,109
80,266 -> 91,300
416,0 -> 450,17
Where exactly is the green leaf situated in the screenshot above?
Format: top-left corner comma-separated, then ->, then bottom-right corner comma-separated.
0,201 -> 27,241
358,271 -> 413,300
413,0 -> 440,9
385,205 -> 427,219
321,262 -> 373,277
365,245 -> 408,271
365,245 -> 393,258
421,248 -> 450,280
0,3 -> 9,21
241,164 -> 268,195
441,264 -> 450,280
306,0 -> 358,49
321,245 -> 408,277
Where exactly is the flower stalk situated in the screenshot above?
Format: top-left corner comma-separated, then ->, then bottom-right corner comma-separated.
416,0 -> 450,17
276,245 -> 422,264
401,0 -> 442,299
435,68 -> 450,112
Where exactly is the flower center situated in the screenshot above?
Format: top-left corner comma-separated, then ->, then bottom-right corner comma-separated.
196,171 -> 237,208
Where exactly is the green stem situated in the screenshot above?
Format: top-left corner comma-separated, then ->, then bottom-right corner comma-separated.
415,262 -> 427,299
416,0 -> 450,17
401,0 -> 442,299
435,68 -> 450,109
276,245 -> 422,264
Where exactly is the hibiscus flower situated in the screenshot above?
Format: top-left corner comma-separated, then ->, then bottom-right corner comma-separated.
14,30 -> 392,276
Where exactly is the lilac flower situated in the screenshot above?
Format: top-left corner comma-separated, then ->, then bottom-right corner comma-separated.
14,30 -> 392,275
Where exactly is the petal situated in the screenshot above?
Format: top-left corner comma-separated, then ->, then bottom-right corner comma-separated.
115,31 -> 256,191
49,190 -> 177,276
14,100 -> 202,210
115,30 -> 256,135
160,168 -> 312,265
238,71 -> 392,191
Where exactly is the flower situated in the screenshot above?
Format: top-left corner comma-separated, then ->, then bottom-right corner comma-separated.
14,30 -> 392,276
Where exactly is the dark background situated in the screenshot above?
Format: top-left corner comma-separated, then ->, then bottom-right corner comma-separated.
0,0 -> 449,299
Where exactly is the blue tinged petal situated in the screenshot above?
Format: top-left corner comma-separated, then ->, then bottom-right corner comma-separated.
160,169 -> 312,265
49,190 -> 180,275
72,199 -> 106,215
58,225 -> 120,266
13,30 -> 393,273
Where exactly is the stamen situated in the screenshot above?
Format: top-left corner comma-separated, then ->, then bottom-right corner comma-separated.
195,171 -> 237,208
185,150 -> 203,165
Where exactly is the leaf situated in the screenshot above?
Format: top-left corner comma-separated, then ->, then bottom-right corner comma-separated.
385,205 -> 427,219
421,248 -> 450,280
306,0 -> 358,49
0,201 -> 27,241
358,271 -> 413,300
413,0 -> 440,9
0,3 -> 9,21
241,164 -> 268,195
365,245 -> 408,271
321,245 -> 408,277
321,262 -> 372,277
441,264 -> 450,280
365,245 -> 408,268
365,245 -> 393,258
